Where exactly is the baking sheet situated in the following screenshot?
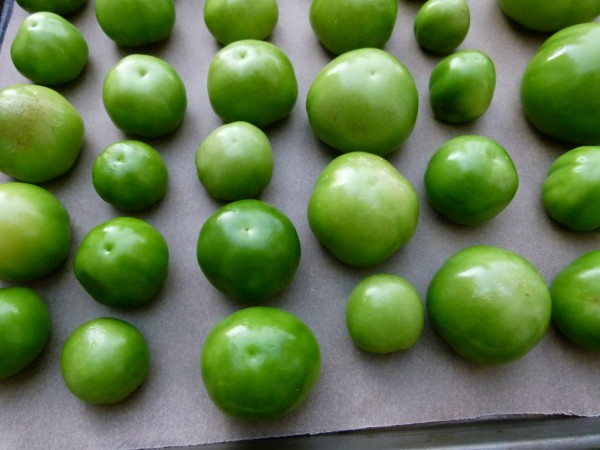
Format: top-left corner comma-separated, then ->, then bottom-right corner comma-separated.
1,1 -> 600,448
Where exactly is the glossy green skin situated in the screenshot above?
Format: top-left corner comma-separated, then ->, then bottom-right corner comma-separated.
424,135 -> 519,225
521,23 -> 600,145
346,274 -> 424,354
15,0 -> 86,16
0,84 -> 84,183
195,122 -> 273,201
92,140 -> 168,212
74,217 -> 169,308
61,317 -> 149,404
11,12 -> 88,86
542,146 -> 600,231
0,287 -> 50,378
0,183 -> 71,281
197,200 -> 301,303
207,40 -> 298,127
306,48 -> 418,156
309,0 -> 397,55
103,54 -> 187,138
498,0 -> 600,32
95,0 -> 175,47
414,0 -> 470,54
551,250 -> 600,351
308,152 -> 419,267
204,0 -> 278,45
427,246 -> 552,364
201,306 -> 321,419
429,50 -> 496,123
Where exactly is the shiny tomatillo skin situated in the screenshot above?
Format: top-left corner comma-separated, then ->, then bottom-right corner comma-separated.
201,307 -> 321,419
427,246 -> 551,365
521,23 -> 600,145
498,0 -> 600,32
551,250 -> 600,352
542,146 -> 600,231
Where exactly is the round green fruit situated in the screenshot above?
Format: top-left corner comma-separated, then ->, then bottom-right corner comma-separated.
10,12 -> 88,85
309,0 -> 398,55
424,135 -> 518,225
92,140 -> 168,212
542,146 -> 600,231
551,250 -> 600,351
427,245 -> 552,364
498,0 -> 600,33
0,182 -> 71,281
0,287 -> 50,378
306,48 -> 418,156
414,0 -> 470,54
346,274 -> 424,354
0,84 -> 84,183
521,23 -> 600,145
74,217 -> 169,308
207,40 -> 298,127
102,54 -> 187,138
307,152 -> 419,267
95,0 -> 175,47
201,306 -> 321,419
429,49 -> 496,123
197,199 -> 301,303
204,0 -> 278,45
195,122 -> 273,201
61,317 -> 150,404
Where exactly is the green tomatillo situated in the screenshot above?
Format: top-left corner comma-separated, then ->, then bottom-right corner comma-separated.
429,49 -> 496,123
197,199 -> 301,303
0,84 -> 84,183
0,287 -> 51,379
201,306 -> 321,419
204,0 -> 278,45
61,317 -> 150,404
424,135 -> 519,225
521,23 -> 600,145
414,0 -> 470,54
15,0 -> 87,15
92,140 -> 168,212
95,0 -> 175,47
195,122 -> 273,201
207,40 -> 298,127
0,182 -> 71,282
102,54 -> 187,137
309,0 -> 398,55
551,250 -> 600,351
10,12 -> 88,86
306,48 -> 418,156
427,245 -> 552,364
498,0 -> 600,33
307,152 -> 419,267
74,217 -> 169,308
346,274 -> 424,354
542,146 -> 600,231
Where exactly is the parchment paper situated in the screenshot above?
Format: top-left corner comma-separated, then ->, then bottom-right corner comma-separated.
1,1 -> 600,448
